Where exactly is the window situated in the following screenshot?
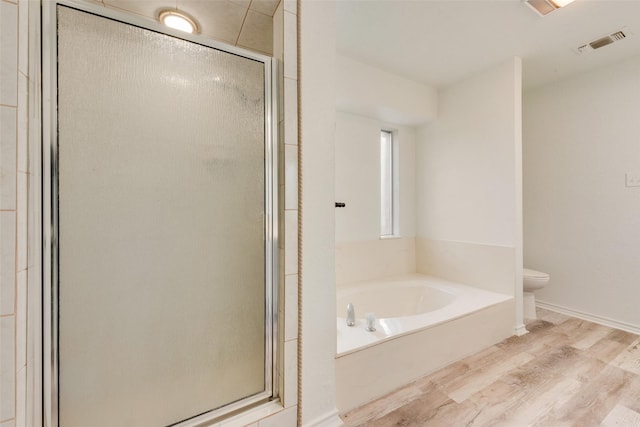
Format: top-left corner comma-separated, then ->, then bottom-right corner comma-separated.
380,130 -> 395,236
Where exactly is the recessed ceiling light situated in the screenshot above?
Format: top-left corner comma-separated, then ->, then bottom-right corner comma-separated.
524,0 -> 577,16
158,9 -> 199,34
549,0 -> 576,7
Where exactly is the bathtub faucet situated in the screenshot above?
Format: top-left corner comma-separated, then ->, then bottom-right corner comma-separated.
366,313 -> 376,332
346,303 -> 355,326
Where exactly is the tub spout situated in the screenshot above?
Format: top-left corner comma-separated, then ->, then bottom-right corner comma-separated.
346,303 -> 355,326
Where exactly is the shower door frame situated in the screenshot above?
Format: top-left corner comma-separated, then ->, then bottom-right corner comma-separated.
41,1 -> 279,426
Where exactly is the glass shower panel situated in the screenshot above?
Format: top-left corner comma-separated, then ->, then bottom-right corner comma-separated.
56,6 -> 267,426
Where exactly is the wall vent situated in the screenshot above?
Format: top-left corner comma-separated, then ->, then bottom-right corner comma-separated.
575,28 -> 631,55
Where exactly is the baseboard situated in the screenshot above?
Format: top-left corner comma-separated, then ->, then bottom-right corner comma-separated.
513,323 -> 529,336
303,409 -> 343,427
537,300 -> 640,335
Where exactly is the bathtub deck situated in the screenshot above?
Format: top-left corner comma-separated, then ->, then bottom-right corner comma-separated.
341,308 -> 640,427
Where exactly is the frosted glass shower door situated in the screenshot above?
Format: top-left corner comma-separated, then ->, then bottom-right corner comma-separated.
55,5 -> 271,427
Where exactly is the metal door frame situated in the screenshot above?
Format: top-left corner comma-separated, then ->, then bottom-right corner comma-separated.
42,2 -> 279,425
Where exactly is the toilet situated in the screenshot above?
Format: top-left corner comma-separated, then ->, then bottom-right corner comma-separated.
523,268 -> 550,320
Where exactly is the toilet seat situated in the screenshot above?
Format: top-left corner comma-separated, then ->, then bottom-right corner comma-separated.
523,268 -> 549,280
523,268 -> 550,292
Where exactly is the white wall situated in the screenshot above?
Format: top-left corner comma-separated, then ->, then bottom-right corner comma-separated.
417,60 -> 519,246
335,112 -> 416,242
336,55 -> 437,126
416,58 -> 522,305
333,53 -> 435,286
524,55 -> 640,330
333,54 -> 439,287
334,112 -> 417,284
299,1 -> 342,426
334,112 -> 381,242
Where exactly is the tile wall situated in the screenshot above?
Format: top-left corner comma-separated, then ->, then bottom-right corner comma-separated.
278,0 -> 299,415
1,0 -> 33,424
0,0 -> 299,425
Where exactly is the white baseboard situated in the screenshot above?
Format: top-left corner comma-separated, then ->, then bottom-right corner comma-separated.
303,409 -> 343,427
537,300 -> 640,335
513,323 -> 529,336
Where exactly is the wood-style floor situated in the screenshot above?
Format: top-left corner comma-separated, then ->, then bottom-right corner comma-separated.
341,308 -> 640,427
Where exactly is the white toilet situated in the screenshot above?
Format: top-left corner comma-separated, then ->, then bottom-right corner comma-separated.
523,268 -> 550,320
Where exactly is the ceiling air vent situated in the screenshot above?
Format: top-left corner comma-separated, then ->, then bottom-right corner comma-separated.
610,31 -> 627,41
575,28 -> 631,55
589,36 -> 615,50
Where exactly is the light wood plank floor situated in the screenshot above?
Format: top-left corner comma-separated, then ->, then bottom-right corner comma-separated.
341,308 -> 640,427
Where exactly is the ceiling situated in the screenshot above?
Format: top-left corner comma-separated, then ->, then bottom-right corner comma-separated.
336,0 -> 640,89
100,0 -> 278,55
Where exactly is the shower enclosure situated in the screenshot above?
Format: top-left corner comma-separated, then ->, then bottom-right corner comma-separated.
42,2 -> 278,426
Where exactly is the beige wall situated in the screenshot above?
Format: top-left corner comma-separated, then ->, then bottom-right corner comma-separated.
416,239 -> 516,296
335,238 -> 415,285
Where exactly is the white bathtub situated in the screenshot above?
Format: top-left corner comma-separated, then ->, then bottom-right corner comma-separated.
335,274 -> 514,412
337,278 -> 456,320
337,274 -> 511,356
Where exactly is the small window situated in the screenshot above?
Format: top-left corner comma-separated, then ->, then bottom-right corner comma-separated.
380,130 -> 395,237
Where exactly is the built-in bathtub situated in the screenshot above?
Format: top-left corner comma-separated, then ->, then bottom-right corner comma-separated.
335,274 -> 515,413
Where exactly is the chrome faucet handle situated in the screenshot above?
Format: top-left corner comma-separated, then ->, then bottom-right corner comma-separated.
366,312 -> 376,332
346,303 -> 355,326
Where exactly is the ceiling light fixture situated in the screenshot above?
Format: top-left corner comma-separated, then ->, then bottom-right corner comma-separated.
158,9 -> 199,34
550,0 -> 576,7
524,0 -> 577,16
